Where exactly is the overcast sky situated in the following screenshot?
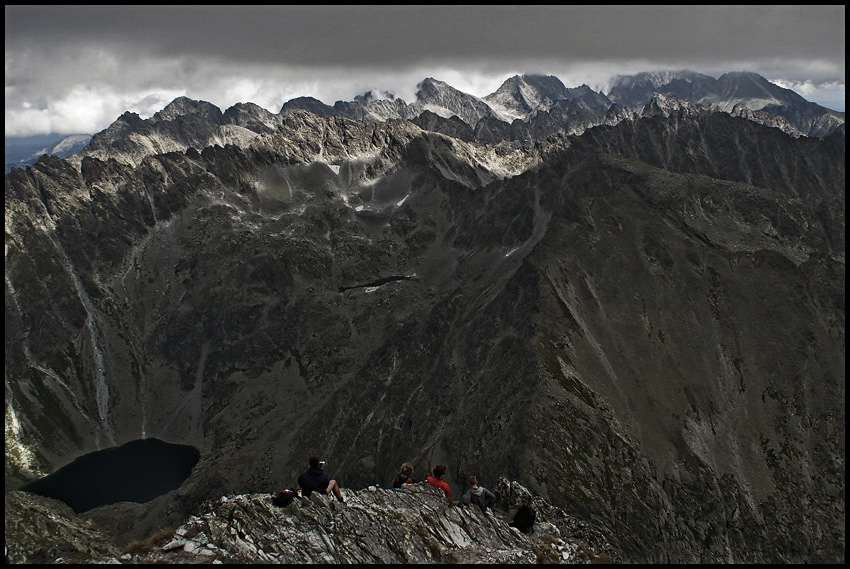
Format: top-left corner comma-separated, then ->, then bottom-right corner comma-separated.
5,5 -> 846,137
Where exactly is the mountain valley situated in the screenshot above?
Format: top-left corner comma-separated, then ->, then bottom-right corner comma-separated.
4,71 -> 845,563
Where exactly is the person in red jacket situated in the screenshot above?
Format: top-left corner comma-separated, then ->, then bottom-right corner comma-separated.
426,464 -> 452,500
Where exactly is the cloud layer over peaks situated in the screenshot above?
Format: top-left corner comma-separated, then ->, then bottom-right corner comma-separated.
5,5 -> 845,137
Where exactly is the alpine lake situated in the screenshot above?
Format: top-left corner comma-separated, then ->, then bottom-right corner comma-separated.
20,438 -> 200,513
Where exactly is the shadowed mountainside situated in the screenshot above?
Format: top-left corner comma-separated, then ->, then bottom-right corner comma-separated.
5,96 -> 845,562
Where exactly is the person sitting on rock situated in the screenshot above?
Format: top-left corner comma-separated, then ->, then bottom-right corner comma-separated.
426,464 -> 452,501
393,462 -> 416,488
298,456 -> 344,502
461,476 -> 496,513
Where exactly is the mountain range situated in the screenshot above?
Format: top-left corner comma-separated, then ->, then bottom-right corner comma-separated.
5,70 -> 844,175
4,69 -> 845,563
607,70 -> 844,137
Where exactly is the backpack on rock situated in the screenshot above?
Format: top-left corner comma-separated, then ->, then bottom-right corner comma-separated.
509,504 -> 536,534
271,488 -> 299,507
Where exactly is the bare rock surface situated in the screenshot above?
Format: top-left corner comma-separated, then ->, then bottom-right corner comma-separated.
4,491 -> 120,564
5,479 -> 617,564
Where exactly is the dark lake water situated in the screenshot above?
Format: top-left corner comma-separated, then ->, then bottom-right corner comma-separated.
21,438 -> 200,513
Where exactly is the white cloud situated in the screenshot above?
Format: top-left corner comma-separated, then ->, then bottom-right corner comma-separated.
6,5 -> 844,138
4,44 -> 845,137
771,79 -> 845,112
4,83 -> 189,136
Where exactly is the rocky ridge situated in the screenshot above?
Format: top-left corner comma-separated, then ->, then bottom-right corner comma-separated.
5,478 -> 617,564
55,71 -> 843,171
5,490 -> 121,563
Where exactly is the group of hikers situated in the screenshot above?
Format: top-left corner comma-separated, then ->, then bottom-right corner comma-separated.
293,456 -> 496,513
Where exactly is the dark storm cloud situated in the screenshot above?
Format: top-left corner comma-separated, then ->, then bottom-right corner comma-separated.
4,5 -> 845,136
6,5 -> 845,72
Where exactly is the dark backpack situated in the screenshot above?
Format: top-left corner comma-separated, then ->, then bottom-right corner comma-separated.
271,489 -> 299,507
393,473 -> 414,488
509,505 -> 536,534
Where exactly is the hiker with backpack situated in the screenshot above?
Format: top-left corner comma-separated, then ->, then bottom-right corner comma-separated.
461,476 -> 496,513
298,456 -> 345,503
426,464 -> 452,500
393,462 -> 416,488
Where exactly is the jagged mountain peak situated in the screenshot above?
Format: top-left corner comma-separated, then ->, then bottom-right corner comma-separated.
152,96 -> 224,124
417,76 -> 450,88
610,69 -> 713,88
485,74 -> 610,121
484,75 -> 561,121
639,91 -> 710,119
224,101 -> 268,113
222,102 -> 282,134
415,77 -> 464,102
279,96 -> 335,117
117,110 -> 145,124
417,76 -> 499,102
718,70 -> 771,82
714,70 -> 807,106
605,70 -> 717,107
492,73 -> 571,97
414,77 -> 498,127
81,111 -> 146,157
353,89 -> 397,103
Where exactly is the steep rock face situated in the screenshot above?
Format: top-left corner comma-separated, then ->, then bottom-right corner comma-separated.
411,110 -> 476,142
5,111 -> 548,477
5,101 -> 844,563
337,92 -> 420,123
571,101 -> 846,202
414,77 -> 500,127
519,151 -> 843,562
222,102 -> 284,134
483,74 -> 570,120
762,101 -> 846,139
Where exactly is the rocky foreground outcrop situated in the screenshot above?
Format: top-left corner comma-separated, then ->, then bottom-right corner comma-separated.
5,478 -> 617,564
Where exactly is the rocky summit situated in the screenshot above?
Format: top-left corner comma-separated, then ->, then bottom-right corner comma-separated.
6,478 -> 616,564
4,72 -> 845,564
